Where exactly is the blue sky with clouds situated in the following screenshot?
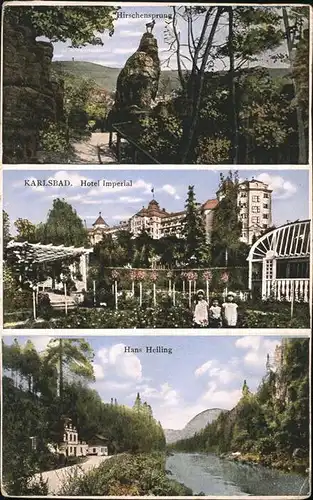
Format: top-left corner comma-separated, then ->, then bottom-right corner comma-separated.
3,169 -> 309,233
36,4 -> 290,71
3,335 -> 291,429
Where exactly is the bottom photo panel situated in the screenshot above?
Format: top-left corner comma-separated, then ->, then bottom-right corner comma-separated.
1,335 -> 311,498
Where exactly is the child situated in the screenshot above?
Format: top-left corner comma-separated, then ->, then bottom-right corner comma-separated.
222,292 -> 238,327
209,299 -> 222,328
193,290 -> 209,327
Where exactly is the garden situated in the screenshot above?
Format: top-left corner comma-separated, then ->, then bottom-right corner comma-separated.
3,267 -> 310,329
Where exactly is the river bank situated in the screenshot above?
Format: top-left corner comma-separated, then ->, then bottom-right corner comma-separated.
219,450 -> 309,475
59,452 -> 193,496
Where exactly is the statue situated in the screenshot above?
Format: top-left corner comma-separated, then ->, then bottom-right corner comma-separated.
146,19 -> 156,33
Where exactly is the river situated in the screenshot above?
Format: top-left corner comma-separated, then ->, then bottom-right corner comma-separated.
166,453 -> 310,496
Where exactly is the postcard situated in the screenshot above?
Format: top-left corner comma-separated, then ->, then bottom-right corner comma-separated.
1,335 -> 311,496
1,2 -> 310,165
2,168 -> 311,330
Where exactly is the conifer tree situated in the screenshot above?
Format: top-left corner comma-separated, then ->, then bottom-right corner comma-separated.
133,393 -> 142,413
182,185 -> 210,267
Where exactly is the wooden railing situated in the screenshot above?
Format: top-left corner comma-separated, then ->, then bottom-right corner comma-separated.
109,122 -> 160,164
264,278 -> 310,302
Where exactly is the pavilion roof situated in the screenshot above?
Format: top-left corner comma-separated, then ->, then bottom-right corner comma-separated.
6,240 -> 93,264
247,220 -> 310,262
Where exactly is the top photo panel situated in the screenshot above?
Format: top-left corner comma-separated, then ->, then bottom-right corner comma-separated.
2,2 -> 311,165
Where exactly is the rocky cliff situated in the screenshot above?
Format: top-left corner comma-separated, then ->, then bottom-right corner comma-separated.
108,32 -> 160,126
164,408 -> 226,444
3,15 -> 59,163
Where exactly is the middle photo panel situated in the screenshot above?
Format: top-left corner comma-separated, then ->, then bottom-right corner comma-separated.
2,168 -> 310,330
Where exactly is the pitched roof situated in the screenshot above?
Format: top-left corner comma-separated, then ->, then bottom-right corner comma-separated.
93,212 -> 108,227
201,199 -> 218,210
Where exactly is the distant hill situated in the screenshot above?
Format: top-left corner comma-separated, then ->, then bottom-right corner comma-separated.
52,61 -> 291,94
52,61 -> 181,93
164,408 -> 226,444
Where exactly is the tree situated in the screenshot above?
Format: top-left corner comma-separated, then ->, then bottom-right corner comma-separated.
37,198 -> 89,247
14,218 -> 38,243
3,210 -> 11,249
211,172 -> 242,266
133,393 -> 142,413
281,7 -> 308,163
5,5 -> 118,47
181,186 -> 209,267
45,339 -> 95,405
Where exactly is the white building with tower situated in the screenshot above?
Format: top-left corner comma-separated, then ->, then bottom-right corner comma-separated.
87,179 -> 272,246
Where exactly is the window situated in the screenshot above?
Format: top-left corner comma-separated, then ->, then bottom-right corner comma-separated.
69,434 -> 72,441
264,193 -> 269,198
252,216 -> 260,223
252,206 -> 260,213
263,203 -> 269,209
263,223 -> 268,229
240,203 -> 247,208
252,195 -> 260,202
70,447 -> 72,453
263,214 -> 268,219
93,448 -> 97,453
240,192 -> 247,198
241,213 -> 247,219
81,447 -> 83,454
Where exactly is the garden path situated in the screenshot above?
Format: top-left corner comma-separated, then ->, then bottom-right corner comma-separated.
72,132 -> 116,163
33,455 -> 112,494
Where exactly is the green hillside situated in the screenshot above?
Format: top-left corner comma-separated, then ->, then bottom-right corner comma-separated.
52,60 -> 181,92
52,60 -> 290,93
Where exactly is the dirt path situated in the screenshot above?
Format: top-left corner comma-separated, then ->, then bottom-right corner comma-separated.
33,455 -> 112,494
72,132 -> 116,164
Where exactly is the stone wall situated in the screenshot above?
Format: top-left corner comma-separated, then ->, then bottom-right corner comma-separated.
3,16 -> 59,163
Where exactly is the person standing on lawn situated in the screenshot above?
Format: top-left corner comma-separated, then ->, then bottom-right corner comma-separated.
209,298 -> 222,328
193,289 -> 209,327
222,292 -> 238,327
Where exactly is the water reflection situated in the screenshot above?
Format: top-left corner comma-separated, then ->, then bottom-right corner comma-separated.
166,453 -> 310,496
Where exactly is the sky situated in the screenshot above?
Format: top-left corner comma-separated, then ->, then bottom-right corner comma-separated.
2,335 -> 291,430
3,169 -> 310,234
33,4 -> 291,71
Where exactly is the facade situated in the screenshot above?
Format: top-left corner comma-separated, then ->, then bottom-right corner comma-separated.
60,419 -> 88,457
237,179 -> 272,244
58,420 -> 109,457
247,220 -> 310,302
88,199 -> 218,244
87,179 -> 272,246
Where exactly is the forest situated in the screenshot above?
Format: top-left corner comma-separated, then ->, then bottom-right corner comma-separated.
169,338 -> 310,473
2,338 -> 192,495
3,5 -> 309,164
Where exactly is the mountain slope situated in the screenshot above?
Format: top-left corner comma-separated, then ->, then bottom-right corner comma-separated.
52,61 -> 290,94
164,408 -> 226,444
52,61 -> 181,93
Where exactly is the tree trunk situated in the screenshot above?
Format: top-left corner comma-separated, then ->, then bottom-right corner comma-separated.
180,8 -> 223,163
282,7 -> 307,163
228,7 -> 239,164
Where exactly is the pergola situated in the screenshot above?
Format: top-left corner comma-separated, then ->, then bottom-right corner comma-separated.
247,220 -> 310,302
6,240 -> 93,319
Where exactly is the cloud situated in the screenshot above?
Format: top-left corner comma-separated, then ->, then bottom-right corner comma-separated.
94,343 -> 143,382
111,47 -> 137,55
119,196 -> 145,203
256,173 -> 297,200
140,382 -> 180,407
195,359 -> 239,385
160,184 -> 180,199
119,30 -> 144,38
201,381 -> 242,409
235,336 -> 280,370
111,214 -> 133,221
